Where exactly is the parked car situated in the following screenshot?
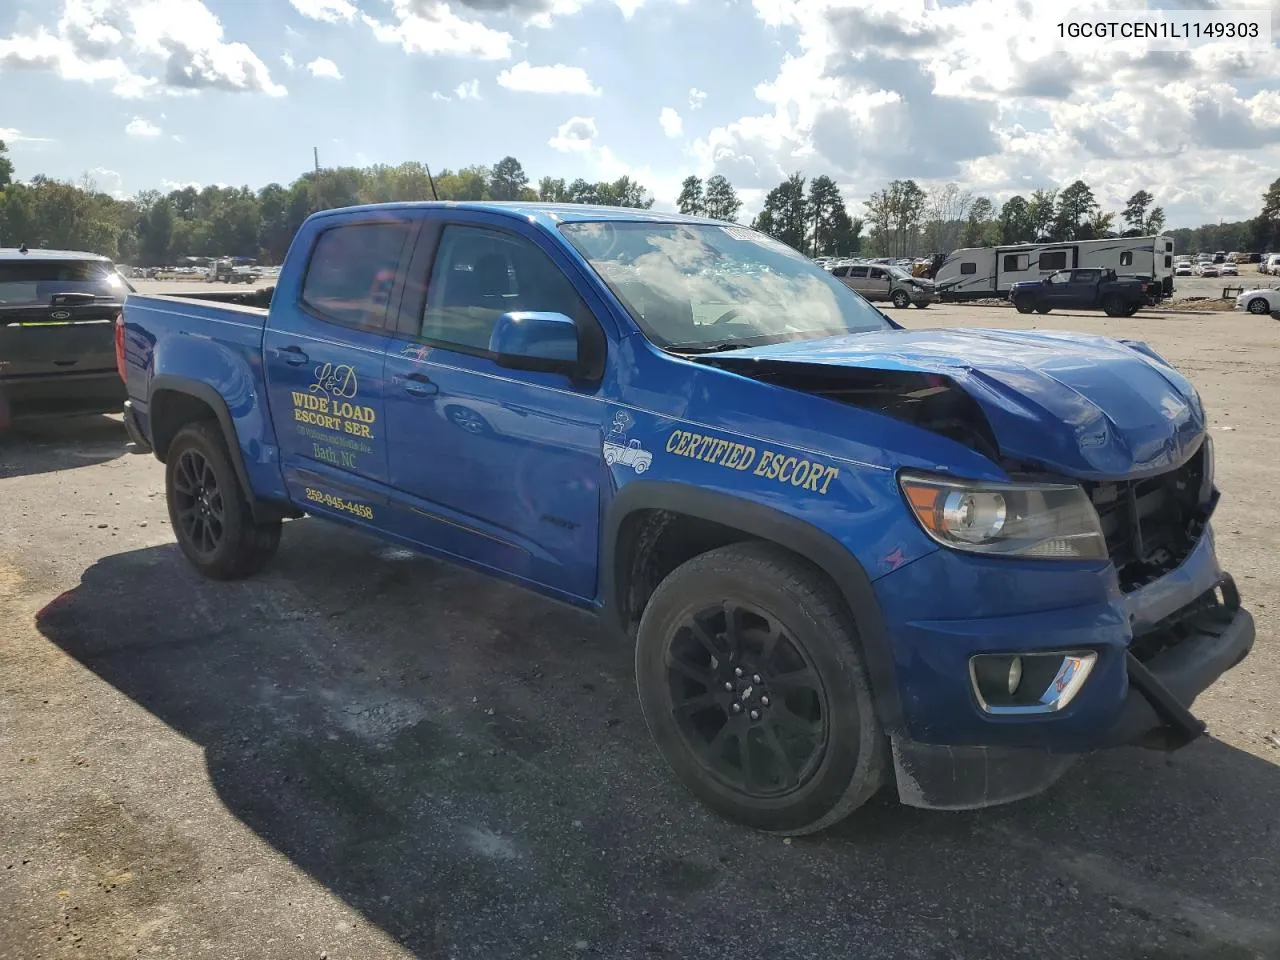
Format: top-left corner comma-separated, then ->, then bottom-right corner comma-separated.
1197,263 -> 1220,278
0,245 -> 130,419
1174,262 -> 1194,277
830,262 -> 937,308
116,201 -> 1253,834
1008,267 -> 1157,316
1264,254 -> 1280,275
1220,262 -> 1238,276
1235,287 -> 1279,315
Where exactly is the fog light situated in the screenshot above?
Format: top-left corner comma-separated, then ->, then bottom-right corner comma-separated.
1007,655 -> 1023,695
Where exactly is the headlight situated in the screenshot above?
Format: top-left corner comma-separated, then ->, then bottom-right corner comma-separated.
899,472 -> 1108,560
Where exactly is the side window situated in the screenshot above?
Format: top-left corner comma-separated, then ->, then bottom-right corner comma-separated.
1039,251 -> 1068,271
1003,254 -> 1029,271
1049,272 -> 1071,284
1164,255 -> 1172,268
300,221 -> 413,328
869,268 -> 885,280
421,224 -> 588,352
1119,251 -> 1133,267
832,266 -> 849,277
1074,269 -> 1099,282
960,262 -> 977,275
848,266 -> 869,278
1165,241 -> 1174,252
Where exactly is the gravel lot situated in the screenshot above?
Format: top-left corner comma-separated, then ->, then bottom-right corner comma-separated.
1,301 -> 1277,960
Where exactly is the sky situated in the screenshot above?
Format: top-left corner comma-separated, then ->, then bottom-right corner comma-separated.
1,0 -> 1278,228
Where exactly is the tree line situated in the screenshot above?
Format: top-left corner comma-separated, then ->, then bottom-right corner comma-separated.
0,146 -> 656,266
2,138 -> 1278,265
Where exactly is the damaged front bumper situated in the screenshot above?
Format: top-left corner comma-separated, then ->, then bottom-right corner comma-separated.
874,512 -> 1256,811
890,574 -> 1254,810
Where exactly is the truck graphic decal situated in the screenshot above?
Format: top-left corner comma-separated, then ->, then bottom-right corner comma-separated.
602,410 -> 653,474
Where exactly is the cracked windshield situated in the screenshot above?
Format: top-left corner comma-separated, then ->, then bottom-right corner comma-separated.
1,1 -> 1278,959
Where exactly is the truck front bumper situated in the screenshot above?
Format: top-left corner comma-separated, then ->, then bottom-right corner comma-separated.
873,523 -> 1256,809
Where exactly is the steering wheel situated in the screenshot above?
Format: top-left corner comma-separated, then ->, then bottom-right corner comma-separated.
710,308 -> 742,325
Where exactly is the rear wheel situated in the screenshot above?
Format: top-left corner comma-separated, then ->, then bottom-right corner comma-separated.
165,421 -> 281,580
1248,297 -> 1271,315
1035,306 -> 1052,314
1102,295 -> 1126,317
635,542 -> 887,835
1125,303 -> 1141,316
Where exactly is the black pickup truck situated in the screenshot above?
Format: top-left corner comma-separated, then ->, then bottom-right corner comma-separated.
0,247 -> 131,423
1009,268 -> 1158,317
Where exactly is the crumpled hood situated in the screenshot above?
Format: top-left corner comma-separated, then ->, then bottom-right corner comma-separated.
718,327 -> 1206,479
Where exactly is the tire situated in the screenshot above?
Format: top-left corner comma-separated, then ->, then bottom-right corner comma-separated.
1102,295 -> 1125,317
635,541 -> 887,835
891,290 -> 911,309
1035,306 -> 1052,314
1248,297 -> 1271,315
165,421 -> 281,580
915,301 -> 930,309
1125,304 -> 1141,317
1013,296 -> 1035,314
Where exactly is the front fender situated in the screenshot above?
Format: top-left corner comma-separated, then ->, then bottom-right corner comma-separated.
601,480 -> 909,734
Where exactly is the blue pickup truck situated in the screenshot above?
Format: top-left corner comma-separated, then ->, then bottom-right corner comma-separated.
117,202 -> 1255,835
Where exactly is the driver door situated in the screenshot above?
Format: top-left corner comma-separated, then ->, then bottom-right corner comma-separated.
864,267 -> 892,301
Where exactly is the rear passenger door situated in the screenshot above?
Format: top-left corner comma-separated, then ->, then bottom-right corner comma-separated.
844,266 -> 870,296
379,216 -> 609,602
261,214 -> 417,521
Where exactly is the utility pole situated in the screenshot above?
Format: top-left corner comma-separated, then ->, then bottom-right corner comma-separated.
313,146 -> 320,173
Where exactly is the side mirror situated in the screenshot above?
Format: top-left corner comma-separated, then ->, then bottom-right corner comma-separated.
488,311 -> 580,375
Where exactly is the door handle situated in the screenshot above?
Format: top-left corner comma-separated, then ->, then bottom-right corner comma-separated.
402,372 -> 438,397
273,345 -> 309,366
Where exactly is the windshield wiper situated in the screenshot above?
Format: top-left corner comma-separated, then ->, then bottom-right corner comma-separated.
664,342 -> 756,355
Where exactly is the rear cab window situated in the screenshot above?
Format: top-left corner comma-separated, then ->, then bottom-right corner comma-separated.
300,220 -> 415,329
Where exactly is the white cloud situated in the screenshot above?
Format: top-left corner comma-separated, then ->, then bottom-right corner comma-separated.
549,116 -> 598,152
455,78 -> 481,99
289,0 -> 358,22
363,1 -> 513,60
432,90 -> 450,101
688,87 -> 706,110
161,178 -> 202,191
691,0 -> 1280,225
85,167 -> 127,199
659,107 -> 682,137
281,52 -> 296,69
125,116 -> 162,136
497,61 -> 601,96
306,56 -> 342,79
0,0 -> 286,98
0,127 -> 55,142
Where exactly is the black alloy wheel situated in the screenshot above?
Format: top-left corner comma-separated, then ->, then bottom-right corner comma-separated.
171,447 -> 225,559
665,601 -> 829,799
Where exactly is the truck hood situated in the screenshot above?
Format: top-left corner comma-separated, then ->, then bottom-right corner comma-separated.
708,328 -> 1205,479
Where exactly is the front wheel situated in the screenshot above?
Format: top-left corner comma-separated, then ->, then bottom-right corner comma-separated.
165,421 -> 281,579
891,290 -> 911,309
1013,296 -> 1035,314
1035,306 -> 1052,314
635,542 -> 887,835
1248,297 -> 1271,315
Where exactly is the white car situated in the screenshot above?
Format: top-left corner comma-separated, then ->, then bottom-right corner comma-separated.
1174,263 -> 1194,277
1197,263 -> 1220,277
1220,262 -> 1238,276
1236,288 -> 1279,315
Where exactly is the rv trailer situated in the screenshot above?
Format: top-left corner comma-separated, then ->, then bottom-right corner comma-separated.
935,235 -> 1175,301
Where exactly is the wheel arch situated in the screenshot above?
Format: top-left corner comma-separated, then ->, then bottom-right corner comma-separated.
601,481 -> 905,733
148,375 -> 295,524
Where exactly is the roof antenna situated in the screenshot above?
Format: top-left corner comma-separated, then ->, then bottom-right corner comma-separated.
18,242 -> 28,254
424,162 -> 439,201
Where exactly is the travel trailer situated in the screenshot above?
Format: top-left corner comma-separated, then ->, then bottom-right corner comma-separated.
935,235 -> 1175,300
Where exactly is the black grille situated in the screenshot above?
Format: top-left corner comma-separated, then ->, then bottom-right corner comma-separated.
1084,442 -> 1211,592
